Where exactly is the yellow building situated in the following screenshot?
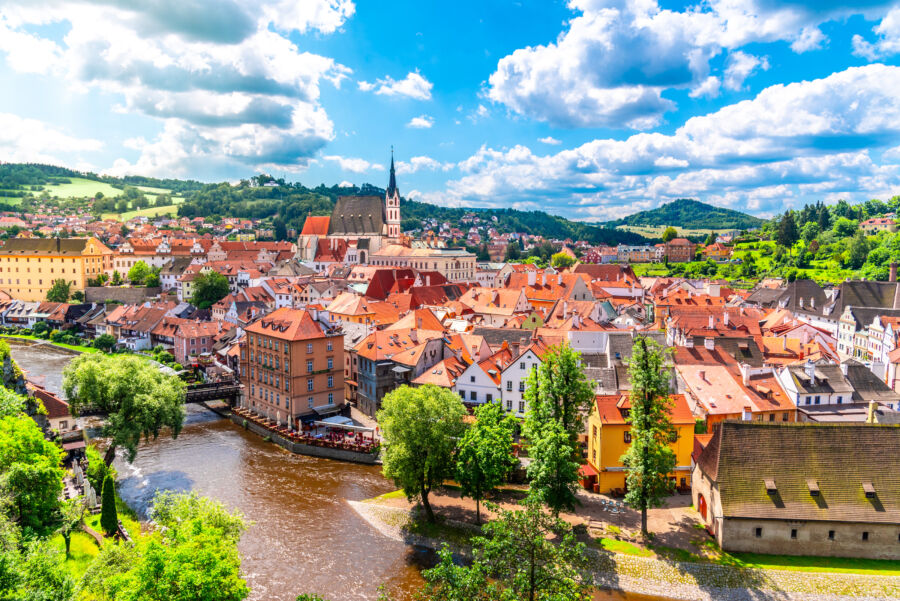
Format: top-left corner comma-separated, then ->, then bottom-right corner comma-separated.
585,393 -> 696,494
0,237 -> 113,301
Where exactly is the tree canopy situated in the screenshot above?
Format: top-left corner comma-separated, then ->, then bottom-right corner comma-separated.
46,279 -> 71,302
62,354 -> 185,464
191,271 -> 230,310
378,384 -> 467,522
126,261 -> 151,285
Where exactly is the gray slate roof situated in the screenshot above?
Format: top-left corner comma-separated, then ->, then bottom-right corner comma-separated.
328,196 -> 385,235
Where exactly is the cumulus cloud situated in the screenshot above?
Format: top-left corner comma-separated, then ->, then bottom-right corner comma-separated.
0,0 -> 355,174
358,70 -> 433,100
0,112 -> 102,164
322,155 -> 383,173
487,0 -> 896,129
395,156 -> 450,174
852,6 -> 900,60
723,51 -> 769,91
407,115 -> 434,128
426,64 -> 900,219
539,136 -> 562,145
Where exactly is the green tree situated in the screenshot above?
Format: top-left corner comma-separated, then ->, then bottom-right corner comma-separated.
525,420 -> 580,517
93,333 -> 117,352
110,271 -> 123,286
523,343 -> 594,440
776,212 -> 799,247
550,252 -> 575,270
703,232 -> 715,245
127,261 -> 151,285
273,217 -> 288,241
661,226 -> 678,242
848,230 -> 870,269
833,217 -> 857,238
800,221 -> 819,243
190,271 -> 230,310
378,385 -> 467,523
504,242 -> 521,261
621,337 -> 677,537
58,497 -> 85,557
0,415 -> 64,535
63,354 -> 186,464
46,279 -> 71,302
144,267 -> 161,288
19,540 -> 75,601
455,403 -> 518,524
421,498 -> 590,601
100,474 -> 118,536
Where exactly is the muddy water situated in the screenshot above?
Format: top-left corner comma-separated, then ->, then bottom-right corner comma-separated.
11,340 -> 670,601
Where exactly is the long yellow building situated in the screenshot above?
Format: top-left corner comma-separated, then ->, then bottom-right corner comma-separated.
0,237 -> 113,301
584,393 -> 696,494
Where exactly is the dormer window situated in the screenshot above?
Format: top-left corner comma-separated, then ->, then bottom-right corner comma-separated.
807,479 -> 820,496
863,481 -> 876,499
765,479 -> 777,495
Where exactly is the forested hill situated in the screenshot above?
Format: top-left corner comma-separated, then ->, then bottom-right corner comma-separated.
0,162 -> 205,195
605,198 -> 766,230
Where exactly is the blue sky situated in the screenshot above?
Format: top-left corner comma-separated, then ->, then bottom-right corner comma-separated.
2,1 -> 900,221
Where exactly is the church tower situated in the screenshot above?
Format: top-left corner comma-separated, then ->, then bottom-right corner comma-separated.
385,149 -> 401,239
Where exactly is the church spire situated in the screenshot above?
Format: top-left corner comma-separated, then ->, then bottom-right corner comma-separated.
387,146 -> 398,198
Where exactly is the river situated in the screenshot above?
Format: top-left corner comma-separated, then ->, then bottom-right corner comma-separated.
11,339 -> 667,601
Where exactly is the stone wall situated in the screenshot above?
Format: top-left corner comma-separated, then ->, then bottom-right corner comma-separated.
231,414 -> 377,465
720,518 -> 900,560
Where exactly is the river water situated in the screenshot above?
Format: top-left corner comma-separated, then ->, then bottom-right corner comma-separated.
11,340 -> 666,601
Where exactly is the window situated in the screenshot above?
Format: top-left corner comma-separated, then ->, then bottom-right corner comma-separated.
506,400 -> 512,410
486,393 -> 493,403
60,420 -> 68,430
519,381 -> 525,392
520,362 -> 525,370
863,531 -> 869,541
285,381 -> 290,392
307,360 -> 313,373
470,391 -> 476,401
828,530 -> 835,540
459,390 -> 465,399
814,395 -> 821,405
327,375 -> 333,388
328,392 -> 333,404
790,529 -> 797,539
755,527 -> 762,538
274,341 -> 279,351
327,341 -> 333,351
307,343 -> 313,353
518,401 -> 525,413
782,412 -> 789,421
307,378 -> 313,392
623,432 -> 632,443
805,396 -> 812,405
327,357 -> 333,370
769,413 -> 775,421
836,396 -> 842,404
470,376 -> 475,383
506,381 -> 512,391
308,396 -> 314,408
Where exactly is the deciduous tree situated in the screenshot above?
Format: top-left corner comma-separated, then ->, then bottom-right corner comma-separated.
523,343 -> 594,441
661,226 -> 678,243
58,497 -> 84,557
46,279 -> 71,302
63,354 -> 186,464
621,337 -> 676,537
455,403 -> 517,524
550,252 -> 575,269
378,385 -> 466,523
525,419 -> 580,517
127,261 -> 151,285
190,271 -> 230,310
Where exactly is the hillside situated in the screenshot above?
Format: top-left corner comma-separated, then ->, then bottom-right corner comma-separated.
605,199 -> 765,230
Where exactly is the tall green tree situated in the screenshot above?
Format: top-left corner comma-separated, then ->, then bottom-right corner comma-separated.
190,271 -> 230,310
273,217 -> 288,241
100,474 -> 118,536
523,343 -> 594,441
57,498 -> 85,557
421,498 -> 591,601
454,403 -> 518,524
550,252 -> 575,269
621,337 -> 676,537
127,260 -> 151,285
661,226 -> 678,242
46,279 -> 71,302
848,230 -> 870,269
110,271 -> 123,286
525,420 -> 580,517
0,415 -> 64,535
776,211 -> 799,247
63,354 -> 186,464
378,384 -> 467,523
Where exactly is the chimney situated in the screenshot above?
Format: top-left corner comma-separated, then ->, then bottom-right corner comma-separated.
805,360 -> 816,385
698,370 -> 706,382
562,301 -> 569,318
742,406 -> 752,421
840,362 -> 849,376
740,363 -> 750,386
723,311 -> 729,327
810,297 -> 815,309
892,262 -> 898,283
541,272 -> 546,286
705,337 -> 715,350
708,315 -> 714,330
782,337 -> 787,351
868,400 -> 878,423
527,270 -> 536,286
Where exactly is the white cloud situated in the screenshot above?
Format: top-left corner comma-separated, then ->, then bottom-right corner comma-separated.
689,76 -> 721,99
426,64 -> 900,218
468,104 -> 489,123
322,155 -> 382,173
338,180 -> 354,187
539,136 -> 562,145
395,156 -> 450,174
723,51 -> 769,91
0,0 -> 355,175
487,0 -> 896,129
407,115 -> 434,128
852,6 -> 900,60
0,112 -> 102,164
357,70 -> 433,100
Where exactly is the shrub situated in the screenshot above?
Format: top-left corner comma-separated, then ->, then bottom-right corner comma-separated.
100,474 -> 118,536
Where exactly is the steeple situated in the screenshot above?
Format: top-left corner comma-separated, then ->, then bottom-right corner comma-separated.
387,146 -> 398,198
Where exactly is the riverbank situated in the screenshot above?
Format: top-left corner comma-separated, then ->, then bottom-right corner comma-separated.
351,496 -> 900,601
1,334 -> 99,354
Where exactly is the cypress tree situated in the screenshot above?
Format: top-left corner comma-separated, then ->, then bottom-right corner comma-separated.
100,474 -> 118,536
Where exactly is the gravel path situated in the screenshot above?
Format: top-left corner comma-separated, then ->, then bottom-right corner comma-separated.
349,500 -> 900,600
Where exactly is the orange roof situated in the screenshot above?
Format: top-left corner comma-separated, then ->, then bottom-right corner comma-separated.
244,308 -> 331,341
301,216 -> 331,236
412,356 -> 469,387
594,393 -> 694,425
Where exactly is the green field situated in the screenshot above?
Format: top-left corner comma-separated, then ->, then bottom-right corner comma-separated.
42,177 -> 123,199
617,224 -> 737,239
102,198 -> 183,221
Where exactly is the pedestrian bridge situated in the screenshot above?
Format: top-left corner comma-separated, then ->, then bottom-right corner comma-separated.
184,380 -> 241,405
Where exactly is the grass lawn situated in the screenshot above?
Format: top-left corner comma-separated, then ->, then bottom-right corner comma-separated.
597,537 -> 653,557
0,334 -> 99,353
617,225 -> 734,239
42,178 -> 122,200
50,531 -> 101,578
101,197 -> 183,222
85,493 -> 142,540
727,552 -> 900,576
365,489 -> 408,503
